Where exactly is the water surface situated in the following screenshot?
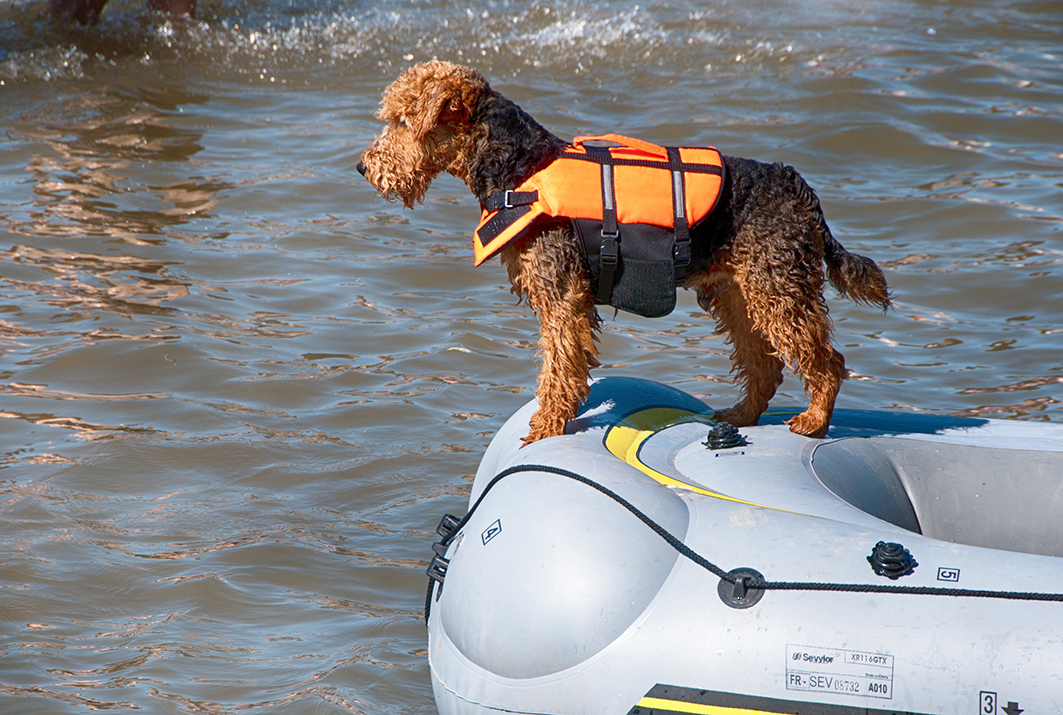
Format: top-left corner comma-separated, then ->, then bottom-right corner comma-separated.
1,0 -> 1061,712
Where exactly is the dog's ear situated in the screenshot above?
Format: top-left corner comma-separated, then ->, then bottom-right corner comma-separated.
408,63 -> 487,140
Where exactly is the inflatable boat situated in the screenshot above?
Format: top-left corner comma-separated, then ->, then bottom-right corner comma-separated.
425,377 -> 1063,714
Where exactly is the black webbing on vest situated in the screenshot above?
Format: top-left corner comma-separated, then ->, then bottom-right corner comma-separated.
483,190 -> 538,212
591,147 -> 620,305
666,147 -> 692,280
478,190 -> 540,246
476,203 -> 532,245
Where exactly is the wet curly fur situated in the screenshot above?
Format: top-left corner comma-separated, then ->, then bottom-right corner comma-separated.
358,61 -> 891,442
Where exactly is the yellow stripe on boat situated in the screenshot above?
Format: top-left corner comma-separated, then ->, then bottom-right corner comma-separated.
603,407 -> 775,509
635,696 -> 771,715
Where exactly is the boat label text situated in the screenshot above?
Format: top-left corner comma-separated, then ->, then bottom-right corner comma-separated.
481,519 -> 502,545
786,645 -> 894,700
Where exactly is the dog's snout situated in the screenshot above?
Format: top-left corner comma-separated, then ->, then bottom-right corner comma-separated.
356,161 -> 368,176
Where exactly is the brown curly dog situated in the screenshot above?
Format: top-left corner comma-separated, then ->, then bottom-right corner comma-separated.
358,61 -> 891,443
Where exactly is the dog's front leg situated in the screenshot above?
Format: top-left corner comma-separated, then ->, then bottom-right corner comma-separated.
525,291 -> 600,443
501,229 -> 600,445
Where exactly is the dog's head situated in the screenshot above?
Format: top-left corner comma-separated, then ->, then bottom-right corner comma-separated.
357,61 -> 489,208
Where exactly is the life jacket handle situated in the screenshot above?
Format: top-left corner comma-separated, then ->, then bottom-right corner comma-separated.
570,134 -> 669,159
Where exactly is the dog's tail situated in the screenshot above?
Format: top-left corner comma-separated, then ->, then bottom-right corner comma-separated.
822,226 -> 892,310
793,170 -> 891,310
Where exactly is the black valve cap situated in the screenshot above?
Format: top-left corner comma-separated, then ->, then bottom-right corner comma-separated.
868,541 -> 918,579
705,422 -> 747,450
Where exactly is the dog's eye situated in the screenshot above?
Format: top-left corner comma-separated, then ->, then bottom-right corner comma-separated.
397,117 -> 409,128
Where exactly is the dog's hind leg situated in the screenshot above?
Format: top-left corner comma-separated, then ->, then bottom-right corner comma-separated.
694,268 -> 785,429
726,236 -> 847,438
785,345 -> 846,438
502,228 -> 600,445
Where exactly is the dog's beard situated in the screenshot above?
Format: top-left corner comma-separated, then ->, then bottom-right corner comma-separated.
360,152 -> 433,208
360,132 -> 460,209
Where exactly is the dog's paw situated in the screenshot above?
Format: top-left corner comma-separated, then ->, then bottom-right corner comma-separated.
785,410 -> 830,438
713,407 -> 759,428
519,433 -> 541,448
522,417 -> 565,447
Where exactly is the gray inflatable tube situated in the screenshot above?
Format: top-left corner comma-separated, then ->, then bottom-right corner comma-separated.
426,377 -> 1063,714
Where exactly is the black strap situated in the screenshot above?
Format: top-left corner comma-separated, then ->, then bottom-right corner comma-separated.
666,147 -> 692,280
482,189 -> 539,211
476,204 -> 532,245
591,147 -> 620,305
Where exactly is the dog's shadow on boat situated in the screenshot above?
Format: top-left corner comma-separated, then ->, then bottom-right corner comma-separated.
571,376 -> 991,439
760,407 -> 990,439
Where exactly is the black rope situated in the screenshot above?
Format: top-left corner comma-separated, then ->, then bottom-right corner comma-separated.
423,566 -> 435,625
425,463 -> 1063,623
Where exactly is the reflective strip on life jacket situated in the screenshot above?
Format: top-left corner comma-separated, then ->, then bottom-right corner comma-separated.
472,134 -> 725,266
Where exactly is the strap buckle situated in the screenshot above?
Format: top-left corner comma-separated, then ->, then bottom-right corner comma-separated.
596,233 -> 620,304
483,190 -> 538,212
600,234 -> 619,266
674,236 -> 691,268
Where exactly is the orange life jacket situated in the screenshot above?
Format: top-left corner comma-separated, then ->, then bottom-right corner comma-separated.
472,134 -> 726,266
